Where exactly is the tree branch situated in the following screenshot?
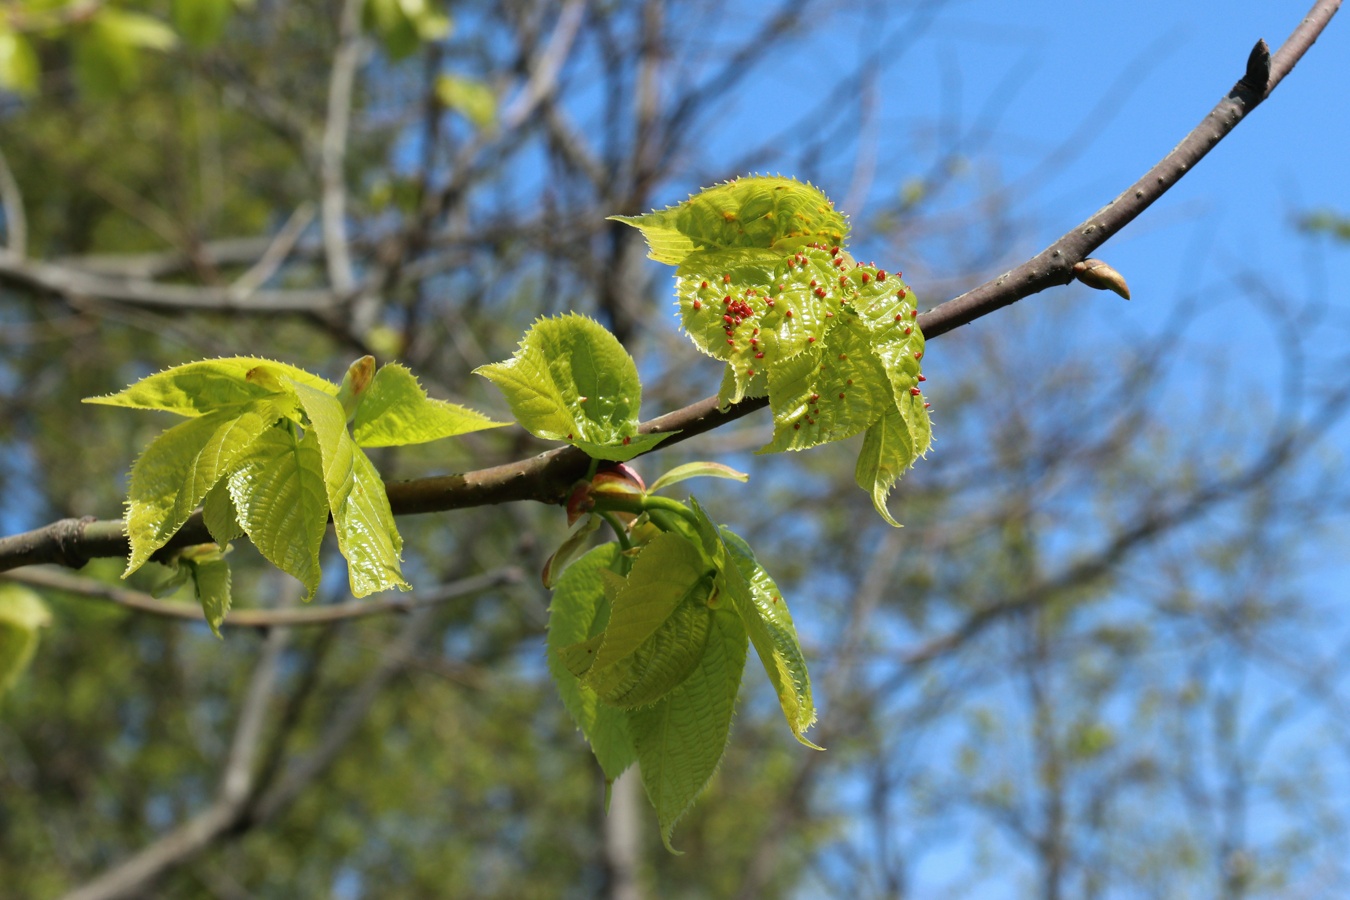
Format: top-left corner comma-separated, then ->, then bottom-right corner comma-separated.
2,566 -> 522,627
0,1 -> 1337,575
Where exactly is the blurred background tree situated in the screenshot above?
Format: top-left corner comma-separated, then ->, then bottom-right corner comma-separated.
1,1 -> 1348,898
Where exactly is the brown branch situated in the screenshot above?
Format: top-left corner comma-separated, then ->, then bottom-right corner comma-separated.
0,1 -> 1337,575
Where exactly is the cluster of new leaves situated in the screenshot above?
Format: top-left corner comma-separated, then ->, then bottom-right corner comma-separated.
84,356 -> 503,633
613,175 -> 933,524
479,314 -> 818,848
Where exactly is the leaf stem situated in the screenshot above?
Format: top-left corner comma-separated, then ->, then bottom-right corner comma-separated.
598,511 -> 633,552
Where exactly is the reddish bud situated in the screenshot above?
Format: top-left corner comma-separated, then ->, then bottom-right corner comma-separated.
910,387 -> 921,396
693,299 -> 702,310
918,374 -> 927,382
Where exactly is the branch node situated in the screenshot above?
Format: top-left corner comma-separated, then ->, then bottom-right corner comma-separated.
53,516 -> 98,569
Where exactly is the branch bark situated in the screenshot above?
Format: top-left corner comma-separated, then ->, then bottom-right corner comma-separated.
0,0 -> 1338,576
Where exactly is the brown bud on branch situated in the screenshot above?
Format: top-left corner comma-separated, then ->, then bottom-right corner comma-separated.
1072,258 -> 1131,300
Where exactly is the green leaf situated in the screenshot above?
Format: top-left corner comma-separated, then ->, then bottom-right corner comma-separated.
352,362 -> 504,447
0,585 -> 51,695
74,9 -> 177,96
718,528 -> 820,748
436,74 -> 496,129
124,396 -> 293,575
364,0 -> 441,58
101,9 -> 180,51
181,548 -> 231,638
476,313 -> 670,461
172,0 -> 232,48
759,320 -> 891,453
292,383 -> 408,597
855,392 -> 931,527
582,532 -> 715,709
547,544 -> 636,781
648,462 -> 749,494
628,607 -> 747,851
611,175 -> 848,266
0,27 -> 40,96
541,514 -> 602,589
227,426 -> 328,600
84,357 -> 335,418
202,478 -> 245,545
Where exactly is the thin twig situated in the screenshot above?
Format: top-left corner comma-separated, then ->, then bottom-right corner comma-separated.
320,0 -> 364,296
3,565 -> 522,627
227,202 -> 315,302
60,606 -> 295,900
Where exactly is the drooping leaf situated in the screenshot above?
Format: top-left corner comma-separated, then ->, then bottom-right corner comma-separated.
648,462 -> 749,494
84,357 -> 334,418
855,391 -> 931,527
227,426 -> 328,600
580,532 -> 715,708
201,478 -> 245,545
718,529 -> 820,748
292,382 -> 408,597
541,514 -> 603,589
612,175 -> 848,266
547,544 -> 636,782
628,607 -> 748,851
476,313 -> 669,461
352,362 -> 504,447
0,585 -> 51,695
180,547 -> 232,638
124,396 -> 293,575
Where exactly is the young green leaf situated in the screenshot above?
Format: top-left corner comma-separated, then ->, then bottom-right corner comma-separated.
202,478 -> 245,545
84,357 -> 335,418
0,584 -> 51,695
854,393 -> 931,527
352,362 -> 504,447
542,514 -> 603,589
581,532 -> 716,708
612,175 -> 848,265
227,427 -> 328,600
180,547 -> 232,638
124,396 -> 294,575
547,544 -> 636,782
718,529 -> 820,748
292,382 -> 409,597
628,607 -> 748,852
476,314 -> 669,461
648,462 -> 749,494
759,320 -> 891,453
